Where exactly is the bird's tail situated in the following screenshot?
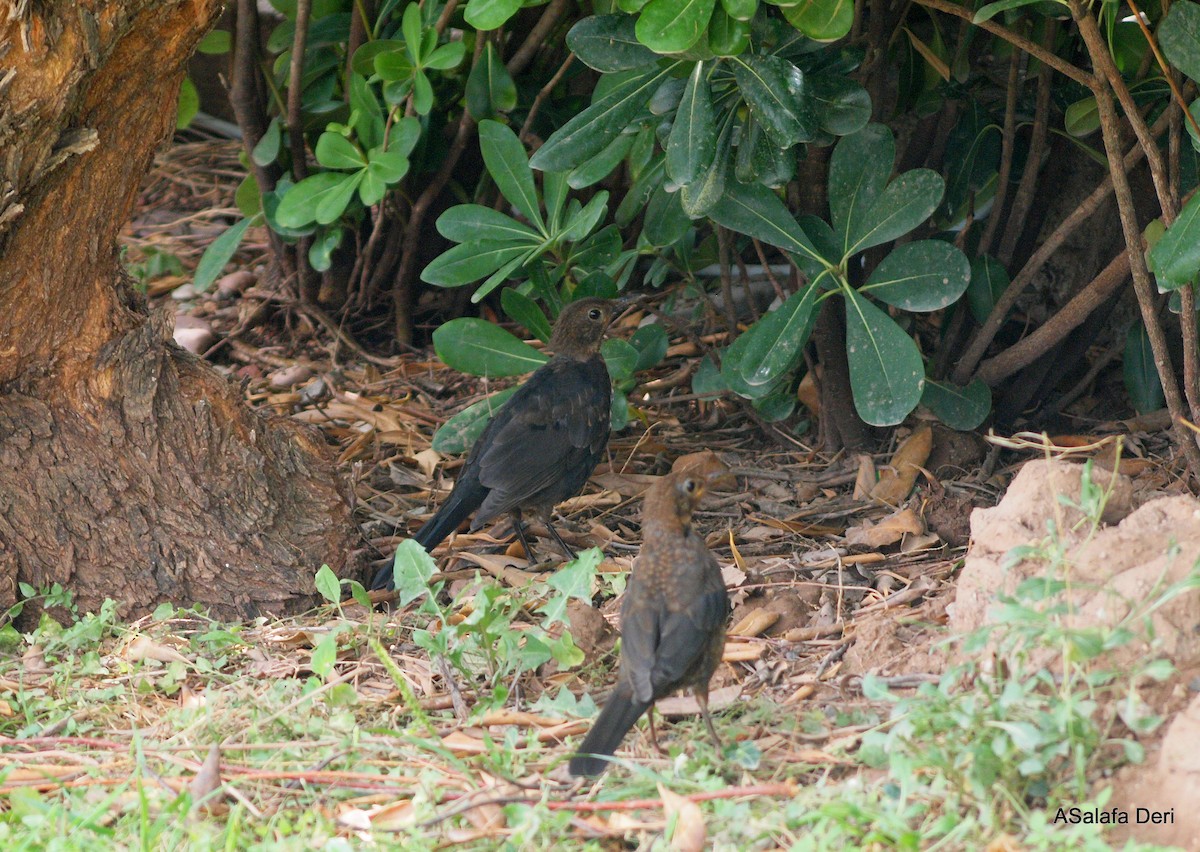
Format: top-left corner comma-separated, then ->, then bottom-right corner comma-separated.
569,683 -> 651,776
369,479 -> 486,590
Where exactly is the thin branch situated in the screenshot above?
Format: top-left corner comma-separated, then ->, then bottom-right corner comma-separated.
505,0 -> 568,77
977,39 -> 1021,256
519,54 -> 574,144
287,0 -> 312,182
913,0 -> 1096,89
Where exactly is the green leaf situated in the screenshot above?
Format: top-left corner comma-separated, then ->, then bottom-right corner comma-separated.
561,191 -> 609,242
424,41 -> 466,71
413,70 -> 434,115
843,288 -> 925,426
194,217 -> 254,292
375,46 -> 415,81
972,0 -> 1049,23
352,39 -> 404,76
692,355 -> 728,395
667,62 -> 717,187
708,7 -> 751,56
390,538 -> 439,607
315,564 -> 341,603
1149,190 -> 1200,288
437,205 -> 540,244
630,322 -> 669,371
308,226 -> 344,272
466,43 -> 518,120
1064,97 -> 1100,137
828,124 -> 893,255
567,15 -> 659,73
471,250 -> 536,303
635,0 -> 716,53
752,389 -> 795,421
276,172 -> 362,228
198,29 -> 231,54
568,133 -> 635,189
719,0 -> 757,20
861,240 -> 971,311
680,112 -> 735,217
421,241 -> 531,287
643,185 -> 691,246
315,132 -> 367,170
1161,1 -> 1200,85
501,289 -> 553,341
1124,322 -> 1165,414
921,378 -> 991,430
402,2 -> 423,55
708,180 -> 822,261
176,78 -> 199,130
848,168 -> 944,255
531,65 -> 678,172
432,387 -> 521,453
602,338 -> 640,380
348,73 -> 385,151
310,632 -> 338,678
967,254 -> 1010,323
252,118 -> 282,167
809,74 -> 871,136
732,55 -> 815,149
465,0 -> 523,29
433,318 -> 550,376
236,173 -> 261,217
611,387 -> 631,430
724,283 -> 819,394
363,146 -> 412,201
479,120 -> 544,231
781,0 -> 853,42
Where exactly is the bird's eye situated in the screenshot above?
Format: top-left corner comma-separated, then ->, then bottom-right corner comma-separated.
683,478 -> 697,493
588,308 -> 601,321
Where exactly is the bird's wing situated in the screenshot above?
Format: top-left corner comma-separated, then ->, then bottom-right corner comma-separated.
646,588 -> 729,692
474,358 -> 610,517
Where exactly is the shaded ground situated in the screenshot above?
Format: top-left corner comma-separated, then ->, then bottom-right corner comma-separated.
0,136 -> 1195,847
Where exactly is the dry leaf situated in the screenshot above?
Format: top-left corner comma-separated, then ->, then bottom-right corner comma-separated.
0,699 -> 13,717
853,454 -> 877,500
870,424 -> 932,505
797,369 -> 820,418
414,448 -> 442,478
657,684 -> 742,717
845,507 -> 923,548
125,635 -> 191,665
189,744 -> 222,812
730,608 -> 780,638
22,644 -> 49,675
658,783 -> 706,852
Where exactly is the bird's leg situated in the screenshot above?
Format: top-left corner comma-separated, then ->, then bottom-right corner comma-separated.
696,689 -> 722,750
510,509 -> 538,562
646,704 -> 668,755
545,517 -> 578,562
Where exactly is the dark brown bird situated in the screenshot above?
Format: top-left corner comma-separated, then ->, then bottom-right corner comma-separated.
372,298 -> 620,590
569,471 -> 730,776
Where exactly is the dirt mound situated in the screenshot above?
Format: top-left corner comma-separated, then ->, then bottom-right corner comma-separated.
949,459 -> 1200,845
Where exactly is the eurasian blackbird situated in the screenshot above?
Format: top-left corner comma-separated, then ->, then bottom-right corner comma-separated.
372,298 -> 619,590
569,471 -> 730,776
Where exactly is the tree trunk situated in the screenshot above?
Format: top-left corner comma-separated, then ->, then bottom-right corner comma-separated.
0,0 -> 360,622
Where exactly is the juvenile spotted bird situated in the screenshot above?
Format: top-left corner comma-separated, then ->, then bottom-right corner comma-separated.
372,298 -> 619,591
569,471 -> 730,776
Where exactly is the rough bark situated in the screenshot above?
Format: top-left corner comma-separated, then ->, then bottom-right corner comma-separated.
0,0 -> 360,621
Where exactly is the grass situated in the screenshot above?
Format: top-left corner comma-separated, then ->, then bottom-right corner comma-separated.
0,465 -> 1194,849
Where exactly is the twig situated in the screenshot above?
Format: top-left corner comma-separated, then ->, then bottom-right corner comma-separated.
977,42 -> 1021,257
519,54 -> 575,144
505,0 -> 569,77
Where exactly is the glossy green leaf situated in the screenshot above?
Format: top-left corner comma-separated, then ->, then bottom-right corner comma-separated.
431,388 -> 520,454
828,124 -> 893,255
176,78 -> 199,130
635,0 -> 716,53
561,191 -> 610,242
567,15 -> 659,72
315,132 -> 367,170
352,39 -> 403,76
466,43 -> 518,119
437,205 -> 540,243
972,0 -> 1048,22
921,378 -> 991,430
194,217 -> 254,292
630,322 -> 669,371
531,64 -> 678,172
752,389 -> 796,421
602,338 -> 640,380
680,112 -> 734,216
692,355 -> 728,395
314,564 -> 340,603
251,118 -> 282,167
348,74 -> 385,151
1149,190 -> 1200,288
1124,322 -> 1165,414
861,240 -> 971,311
478,120 -> 543,231
848,169 -> 944,255
401,1 -> 423,50
719,0 -> 757,21
722,284 -> 819,396
421,241 -> 531,286
470,250 -> 535,303
374,46 -> 416,81
967,254 -> 1009,323
708,180 -> 822,261
501,289 -> 552,341
667,62 -> 717,186
643,185 -> 691,246
1159,0 -> 1200,85
424,41 -> 466,71
413,71 -> 434,115
1065,97 -> 1100,136
781,0 -> 853,42
708,7 -> 751,56
276,172 -> 362,227
465,0 -> 523,30
308,226 -> 344,272
809,74 -> 871,136
732,55 -> 815,149
843,288 -> 925,426
433,318 -> 550,376
568,133 -> 635,189
610,389 -> 631,430
198,29 -> 232,54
